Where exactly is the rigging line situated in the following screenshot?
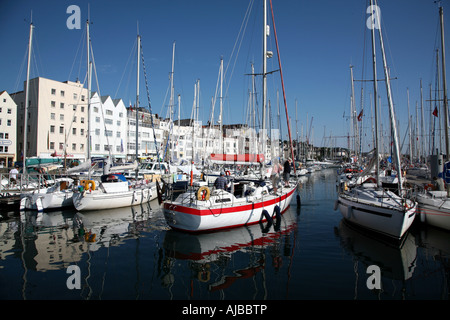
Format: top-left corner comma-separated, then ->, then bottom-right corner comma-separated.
90,40 -> 113,158
140,39 -> 161,161
114,38 -> 137,99
269,0 -> 295,171
67,26 -> 86,82
224,0 -> 255,101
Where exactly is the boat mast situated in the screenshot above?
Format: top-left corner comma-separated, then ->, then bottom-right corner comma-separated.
370,0 -> 380,185
375,0 -> 403,192
439,5 -> 449,160
86,19 -> 92,180
23,16 -> 34,173
261,0 -> 268,162
135,33 -> 141,176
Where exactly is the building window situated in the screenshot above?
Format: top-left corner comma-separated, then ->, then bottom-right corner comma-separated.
72,143 -> 76,150
51,88 -> 56,95
51,101 -> 56,108
7,109 -> 11,114
73,93 -> 77,100
95,128 -> 100,135
80,117 -> 85,124
105,130 -> 112,137
80,128 -> 84,136
50,125 -> 55,133
59,142 -> 64,150
7,120 -> 11,126
80,143 -> 84,151
72,128 -> 76,135
106,110 -> 113,116
73,105 -> 77,111
95,117 -> 100,123
94,107 -> 98,113
73,116 -> 77,123
51,113 -> 55,120
95,144 -> 100,151
60,103 -> 64,109
59,126 -> 64,134
60,114 -> 64,121
60,90 -> 65,97
50,142 -> 55,149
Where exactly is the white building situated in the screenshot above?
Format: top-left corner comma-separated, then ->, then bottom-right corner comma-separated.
89,93 -> 128,160
0,91 -> 17,166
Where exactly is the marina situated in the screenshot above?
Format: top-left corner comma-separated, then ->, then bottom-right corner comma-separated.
1,169 -> 449,300
1,0 -> 450,305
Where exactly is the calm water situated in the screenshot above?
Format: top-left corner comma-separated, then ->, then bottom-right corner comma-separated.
1,169 -> 449,300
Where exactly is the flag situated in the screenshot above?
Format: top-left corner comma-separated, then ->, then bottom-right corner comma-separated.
129,102 -> 133,112
432,106 -> 438,117
357,109 -> 363,121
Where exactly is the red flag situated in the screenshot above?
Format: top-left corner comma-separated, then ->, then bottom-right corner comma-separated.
357,110 -> 363,121
432,106 -> 438,117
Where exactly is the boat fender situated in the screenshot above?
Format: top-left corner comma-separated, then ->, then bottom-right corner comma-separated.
347,206 -> 353,219
344,183 -> 348,191
261,209 -> 273,223
273,205 -> 281,220
297,194 -> 301,207
197,186 -> 210,201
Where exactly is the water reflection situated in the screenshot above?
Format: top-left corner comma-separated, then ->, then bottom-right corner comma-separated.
162,208 -> 300,299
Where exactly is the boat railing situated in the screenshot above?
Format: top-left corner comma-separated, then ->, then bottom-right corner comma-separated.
0,172 -> 66,195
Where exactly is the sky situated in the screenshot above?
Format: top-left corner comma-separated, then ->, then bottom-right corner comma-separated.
1,0 -> 449,152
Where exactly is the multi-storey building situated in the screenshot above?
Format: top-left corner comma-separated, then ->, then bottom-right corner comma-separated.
11,77 -> 89,160
0,91 -> 17,166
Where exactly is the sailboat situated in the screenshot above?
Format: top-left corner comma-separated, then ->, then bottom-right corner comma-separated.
163,0 -> 298,232
72,25 -> 156,211
415,5 -> 450,232
336,0 -> 416,240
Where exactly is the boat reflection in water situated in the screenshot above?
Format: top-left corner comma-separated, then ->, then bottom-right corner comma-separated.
162,206 -> 299,298
335,219 -> 417,299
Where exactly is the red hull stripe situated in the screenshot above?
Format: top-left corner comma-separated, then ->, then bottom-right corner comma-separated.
164,187 -> 296,216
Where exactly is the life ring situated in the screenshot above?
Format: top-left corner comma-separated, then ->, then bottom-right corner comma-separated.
197,186 -> 210,201
225,170 -> 231,176
424,184 -> 435,191
198,270 -> 210,282
80,179 -> 96,191
363,177 -> 377,184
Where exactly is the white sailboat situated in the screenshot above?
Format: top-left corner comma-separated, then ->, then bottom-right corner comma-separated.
72,25 -> 156,211
336,0 -> 416,240
415,5 -> 450,231
163,0 -> 299,233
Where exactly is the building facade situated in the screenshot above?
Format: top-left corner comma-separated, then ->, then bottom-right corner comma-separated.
0,91 -> 17,166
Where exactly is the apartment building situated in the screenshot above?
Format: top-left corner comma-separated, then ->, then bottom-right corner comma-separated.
0,91 -> 17,166
11,77 -> 89,160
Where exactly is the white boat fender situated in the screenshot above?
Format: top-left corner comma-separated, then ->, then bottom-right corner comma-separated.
273,205 -> 281,220
261,209 -> 273,223
347,206 -> 353,219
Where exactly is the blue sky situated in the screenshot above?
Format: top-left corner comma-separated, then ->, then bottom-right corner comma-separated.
1,0 -> 449,151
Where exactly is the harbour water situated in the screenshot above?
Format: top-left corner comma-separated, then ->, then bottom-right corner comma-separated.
1,169 -> 449,300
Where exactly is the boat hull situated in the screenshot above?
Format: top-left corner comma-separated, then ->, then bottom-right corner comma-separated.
337,189 -> 416,239
163,184 -> 297,232
73,185 -> 156,211
416,191 -> 450,231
